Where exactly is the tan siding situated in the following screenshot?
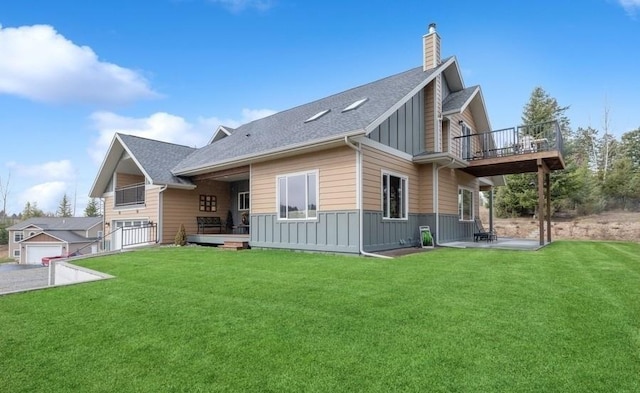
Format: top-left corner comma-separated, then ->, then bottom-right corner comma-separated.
438,168 -> 480,215
24,233 -> 58,242
116,173 -> 144,188
251,147 -> 356,214
104,186 -> 160,233
362,145 -> 420,213
418,164 -> 434,212
162,181 -> 231,243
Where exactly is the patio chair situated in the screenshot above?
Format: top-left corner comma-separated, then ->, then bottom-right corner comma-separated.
474,218 -> 497,242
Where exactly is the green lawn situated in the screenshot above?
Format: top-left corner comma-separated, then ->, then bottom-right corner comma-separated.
1,242 -> 639,392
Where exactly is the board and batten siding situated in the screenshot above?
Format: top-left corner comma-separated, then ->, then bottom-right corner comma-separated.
161,181 -> 230,243
250,146 -> 359,253
367,90 -> 425,155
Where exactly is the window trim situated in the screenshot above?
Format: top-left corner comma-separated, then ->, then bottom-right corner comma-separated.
13,249 -> 20,258
458,186 -> 474,222
460,121 -> 473,160
381,171 -> 409,221
14,232 -> 23,242
238,191 -> 250,211
276,170 -> 319,221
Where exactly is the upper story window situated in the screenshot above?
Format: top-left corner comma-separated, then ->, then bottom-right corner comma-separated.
277,170 -> 318,220
458,187 -> 474,221
382,172 -> 408,220
14,232 -> 23,242
238,192 -> 250,211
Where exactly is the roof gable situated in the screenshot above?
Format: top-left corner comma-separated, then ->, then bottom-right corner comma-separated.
89,134 -> 196,197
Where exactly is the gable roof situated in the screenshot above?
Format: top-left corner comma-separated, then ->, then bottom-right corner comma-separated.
20,230 -> 96,244
8,217 -> 102,231
89,134 -> 196,197
173,58 -> 455,176
442,85 -> 491,133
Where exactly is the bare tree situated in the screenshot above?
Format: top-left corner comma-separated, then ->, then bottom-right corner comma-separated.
0,172 -> 10,220
602,99 -> 611,179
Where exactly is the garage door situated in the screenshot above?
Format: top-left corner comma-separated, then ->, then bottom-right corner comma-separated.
25,245 -> 63,265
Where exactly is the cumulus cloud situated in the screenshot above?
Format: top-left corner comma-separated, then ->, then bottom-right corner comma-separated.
8,160 -> 75,181
208,0 -> 274,12
19,181 -> 69,214
619,0 -> 640,14
0,24 -> 158,104
88,108 -> 276,165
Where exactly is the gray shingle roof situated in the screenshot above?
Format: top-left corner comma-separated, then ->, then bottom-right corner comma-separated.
443,85 -> 478,114
8,217 -> 102,231
173,63 -> 447,174
31,230 -> 96,244
118,134 -> 196,186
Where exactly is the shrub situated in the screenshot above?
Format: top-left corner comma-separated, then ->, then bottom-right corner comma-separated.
174,224 -> 187,246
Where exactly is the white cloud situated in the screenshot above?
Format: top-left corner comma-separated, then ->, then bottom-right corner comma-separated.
208,0 -> 274,12
8,160 -> 75,181
619,0 -> 640,14
88,108 -> 276,165
19,181 -> 68,214
0,24 -> 158,104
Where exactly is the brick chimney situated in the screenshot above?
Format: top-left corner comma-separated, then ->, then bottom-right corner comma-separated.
423,23 -> 441,71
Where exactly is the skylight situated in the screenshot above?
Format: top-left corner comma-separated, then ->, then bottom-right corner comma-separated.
342,98 -> 369,112
304,109 -> 331,123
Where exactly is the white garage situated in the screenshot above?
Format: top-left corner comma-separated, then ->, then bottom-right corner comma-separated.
25,245 -> 63,265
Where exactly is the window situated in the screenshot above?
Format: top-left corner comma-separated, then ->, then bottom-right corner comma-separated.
382,172 -> 408,219
277,171 -> 318,220
304,109 -> 330,123
29,231 -> 36,237
238,192 -> 250,211
458,187 -> 474,221
461,123 -> 473,160
13,249 -> 20,258
14,232 -> 23,242
199,195 -> 217,212
342,98 -> 368,112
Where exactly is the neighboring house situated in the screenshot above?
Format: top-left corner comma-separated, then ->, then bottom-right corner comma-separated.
89,24 -> 564,254
7,217 -> 103,264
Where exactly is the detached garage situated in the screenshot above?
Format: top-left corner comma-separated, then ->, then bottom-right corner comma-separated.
20,231 -> 97,265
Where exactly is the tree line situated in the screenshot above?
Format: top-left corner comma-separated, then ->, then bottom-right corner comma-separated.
495,87 -> 640,217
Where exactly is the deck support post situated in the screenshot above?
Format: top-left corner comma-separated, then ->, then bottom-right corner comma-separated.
488,187 -> 494,233
546,172 -> 551,243
537,159 -> 549,246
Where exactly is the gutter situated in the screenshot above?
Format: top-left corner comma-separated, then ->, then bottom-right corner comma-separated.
157,185 -> 169,243
344,137 -> 393,259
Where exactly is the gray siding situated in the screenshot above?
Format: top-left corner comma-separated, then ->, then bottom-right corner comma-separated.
230,180 -> 250,226
250,211 -> 359,254
367,90 -> 425,155
363,212 -> 475,251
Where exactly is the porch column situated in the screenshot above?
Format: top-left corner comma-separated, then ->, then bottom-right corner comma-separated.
546,172 -> 551,243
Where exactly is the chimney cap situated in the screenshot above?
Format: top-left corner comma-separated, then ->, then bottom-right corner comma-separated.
428,23 -> 437,34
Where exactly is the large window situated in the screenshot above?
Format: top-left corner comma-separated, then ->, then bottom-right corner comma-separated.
458,187 -> 474,221
238,192 -> 250,211
382,172 -> 408,219
277,171 -> 318,220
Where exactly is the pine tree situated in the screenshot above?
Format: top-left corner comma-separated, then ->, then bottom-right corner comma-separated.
57,194 -> 73,217
22,201 -> 44,219
84,198 -> 101,217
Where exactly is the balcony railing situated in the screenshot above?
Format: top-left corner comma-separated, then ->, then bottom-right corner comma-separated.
452,120 -> 563,161
115,182 -> 145,207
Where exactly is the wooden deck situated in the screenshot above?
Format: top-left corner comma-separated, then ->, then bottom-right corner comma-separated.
462,150 -> 565,177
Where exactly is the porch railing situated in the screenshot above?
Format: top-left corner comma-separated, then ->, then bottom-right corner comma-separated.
115,182 -> 145,207
452,120 -> 563,161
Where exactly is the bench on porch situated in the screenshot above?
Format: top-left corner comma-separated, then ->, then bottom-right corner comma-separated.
197,216 -> 225,234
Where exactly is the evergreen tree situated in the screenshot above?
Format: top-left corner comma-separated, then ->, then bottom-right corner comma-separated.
84,198 -> 101,217
22,201 -> 44,219
620,128 -> 640,170
57,193 -> 73,217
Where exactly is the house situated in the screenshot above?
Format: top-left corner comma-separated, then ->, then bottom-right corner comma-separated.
7,217 -> 103,264
89,24 -> 564,255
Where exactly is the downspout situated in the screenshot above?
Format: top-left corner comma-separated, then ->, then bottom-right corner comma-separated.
344,136 -> 392,259
158,185 -> 168,244
434,158 -> 457,246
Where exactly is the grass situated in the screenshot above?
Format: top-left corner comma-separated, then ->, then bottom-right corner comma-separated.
1,241 -> 639,392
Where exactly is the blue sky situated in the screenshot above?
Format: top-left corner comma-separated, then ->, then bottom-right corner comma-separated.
1,0 -> 639,215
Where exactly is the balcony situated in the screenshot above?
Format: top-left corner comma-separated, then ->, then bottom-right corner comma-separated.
115,182 -> 145,207
454,121 -> 565,177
